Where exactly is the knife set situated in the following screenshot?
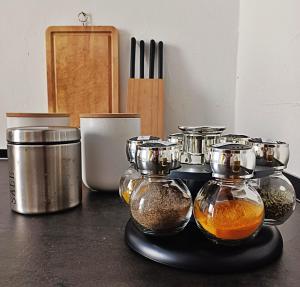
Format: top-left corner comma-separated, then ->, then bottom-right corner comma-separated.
127,37 -> 164,138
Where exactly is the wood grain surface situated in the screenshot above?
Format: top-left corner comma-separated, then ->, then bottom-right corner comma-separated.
127,79 -> 164,138
46,26 -> 119,126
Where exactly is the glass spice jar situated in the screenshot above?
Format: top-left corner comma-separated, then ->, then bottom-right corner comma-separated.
194,143 -> 264,245
249,139 -> 296,225
130,141 -> 193,236
119,136 -> 159,204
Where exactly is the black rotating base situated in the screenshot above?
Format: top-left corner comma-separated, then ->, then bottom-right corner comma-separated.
125,219 -> 283,273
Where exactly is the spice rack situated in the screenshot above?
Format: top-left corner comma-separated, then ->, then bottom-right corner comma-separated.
124,164 -> 283,272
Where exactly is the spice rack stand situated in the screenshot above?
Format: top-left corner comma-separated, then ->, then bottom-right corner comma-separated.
125,164 -> 283,273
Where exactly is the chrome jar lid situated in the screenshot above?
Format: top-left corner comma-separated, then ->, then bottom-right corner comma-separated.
249,138 -> 289,170
126,136 -> 160,163
210,143 -> 256,179
220,134 -> 249,145
136,141 -> 181,175
167,133 -> 183,145
178,126 -> 226,134
178,126 -> 226,165
7,126 -> 80,144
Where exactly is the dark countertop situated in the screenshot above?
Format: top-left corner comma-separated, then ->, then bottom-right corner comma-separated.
0,160 -> 299,287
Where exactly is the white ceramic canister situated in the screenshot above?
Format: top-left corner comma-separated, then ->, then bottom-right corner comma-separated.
80,113 -> 141,191
6,113 -> 70,128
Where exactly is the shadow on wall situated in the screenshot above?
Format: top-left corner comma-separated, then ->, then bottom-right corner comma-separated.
165,44 -> 190,133
164,44 -> 214,135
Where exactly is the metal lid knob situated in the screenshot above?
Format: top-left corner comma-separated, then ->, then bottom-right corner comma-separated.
210,143 -> 256,179
136,141 -> 181,175
249,138 -> 289,170
126,136 -> 160,163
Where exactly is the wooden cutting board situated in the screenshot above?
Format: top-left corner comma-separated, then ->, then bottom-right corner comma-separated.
46,26 -> 119,126
127,79 -> 164,138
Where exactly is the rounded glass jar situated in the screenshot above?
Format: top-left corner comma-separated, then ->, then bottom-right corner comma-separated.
249,139 -> 296,225
119,136 -> 159,204
193,143 -> 264,245
130,141 -> 193,236
119,164 -> 142,204
131,176 -> 193,236
252,171 -> 296,225
194,179 -> 264,245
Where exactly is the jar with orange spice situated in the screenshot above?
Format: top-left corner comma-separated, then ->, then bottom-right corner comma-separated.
193,143 -> 264,245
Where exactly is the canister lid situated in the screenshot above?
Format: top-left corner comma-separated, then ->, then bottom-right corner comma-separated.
210,143 -> 256,179
136,141 -> 181,175
80,113 -> 140,118
6,112 -> 69,118
126,136 -> 160,163
178,126 -> 226,134
7,126 -> 80,144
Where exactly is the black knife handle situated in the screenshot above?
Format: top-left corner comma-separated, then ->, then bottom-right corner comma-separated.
140,40 -> 145,79
149,39 -> 156,79
130,37 -> 136,78
158,41 -> 163,79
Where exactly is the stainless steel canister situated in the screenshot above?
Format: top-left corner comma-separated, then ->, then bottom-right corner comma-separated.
178,126 -> 226,164
7,126 -> 82,214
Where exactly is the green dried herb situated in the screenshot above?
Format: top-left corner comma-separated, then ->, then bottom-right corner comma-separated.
256,176 -> 295,224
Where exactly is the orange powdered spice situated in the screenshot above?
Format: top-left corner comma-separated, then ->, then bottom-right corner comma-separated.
122,190 -> 131,204
194,200 -> 264,240
122,178 -> 142,204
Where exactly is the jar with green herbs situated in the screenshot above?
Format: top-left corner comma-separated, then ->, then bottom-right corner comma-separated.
252,172 -> 296,225
249,139 -> 296,225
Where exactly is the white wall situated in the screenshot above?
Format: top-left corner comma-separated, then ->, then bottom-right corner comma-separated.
236,0 -> 300,176
0,0 -> 239,148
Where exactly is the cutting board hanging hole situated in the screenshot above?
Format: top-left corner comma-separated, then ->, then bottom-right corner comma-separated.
78,12 -> 91,26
